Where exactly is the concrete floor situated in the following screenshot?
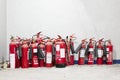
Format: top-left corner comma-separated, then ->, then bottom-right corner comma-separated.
0,64 -> 120,80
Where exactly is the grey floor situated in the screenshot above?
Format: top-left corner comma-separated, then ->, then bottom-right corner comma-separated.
0,64 -> 120,80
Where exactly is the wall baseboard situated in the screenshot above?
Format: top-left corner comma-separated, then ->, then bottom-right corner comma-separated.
74,59 -> 120,64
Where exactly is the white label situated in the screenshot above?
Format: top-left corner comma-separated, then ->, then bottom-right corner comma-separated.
56,45 -> 60,51
107,48 -> 109,51
60,48 -> 65,58
74,53 -> 78,60
46,52 -> 52,63
33,48 -> 37,53
80,49 -> 85,57
98,49 -> 103,57
89,48 -> 94,52
10,54 -> 15,68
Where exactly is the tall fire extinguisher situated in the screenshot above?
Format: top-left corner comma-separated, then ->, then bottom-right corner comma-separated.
21,40 -> 29,68
69,34 -> 76,65
65,36 -> 70,65
31,39 -> 39,67
55,36 -> 66,68
15,37 -> 22,68
45,39 -> 53,67
78,39 -> 88,65
96,38 -> 104,64
105,40 -> 113,64
9,36 -> 18,68
87,38 -> 96,65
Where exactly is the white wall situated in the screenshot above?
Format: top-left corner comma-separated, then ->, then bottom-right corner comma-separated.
0,0 -> 6,60
7,0 -> 120,60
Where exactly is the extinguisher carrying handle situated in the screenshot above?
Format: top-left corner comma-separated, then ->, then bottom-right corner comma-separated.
29,45 -> 33,60
37,45 -> 45,59
75,44 -> 82,53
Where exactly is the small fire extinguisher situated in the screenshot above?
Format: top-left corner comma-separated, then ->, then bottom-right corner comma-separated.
87,38 -> 96,65
31,39 -> 39,67
78,39 -> 88,65
45,39 -> 53,67
96,38 -> 104,64
105,40 -> 113,65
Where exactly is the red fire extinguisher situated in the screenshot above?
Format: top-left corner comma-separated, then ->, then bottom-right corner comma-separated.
45,39 -> 53,67
105,40 -> 113,65
78,39 -> 87,65
55,36 -> 66,68
65,36 -> 70,65
31,40 -> 39,67
96,38 -> 104,64
21,40 -> 29,68
9,36 -> 19,68
87,38 -> 96,65
69,34 -> 76,65
15,37 -> 22,68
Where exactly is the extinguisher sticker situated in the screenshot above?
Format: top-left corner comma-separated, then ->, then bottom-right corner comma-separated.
46,52 -> 52,63
33,49 -> 37,53
10,54 -> 15,68
74,53 -> 78,60
60,49 -> 65,58
80,49 -> 85,57
10,54 -> 15,62
98,49 -> 103,57
56,45 -> 60,51
107,48 -> 109,51
89,48 -> 94,52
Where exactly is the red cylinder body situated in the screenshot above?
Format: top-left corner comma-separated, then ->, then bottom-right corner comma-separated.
88,44 -> 94,65
21,44 -> 29,68
55,41 -> 66,67
45,42 -> 53,67
106,45 -> 113,65
32,43 -> 39,67
78,45 -> 86,65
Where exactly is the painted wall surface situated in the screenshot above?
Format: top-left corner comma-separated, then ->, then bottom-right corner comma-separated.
7,0 -> 120,60
0,0 -> 6,60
